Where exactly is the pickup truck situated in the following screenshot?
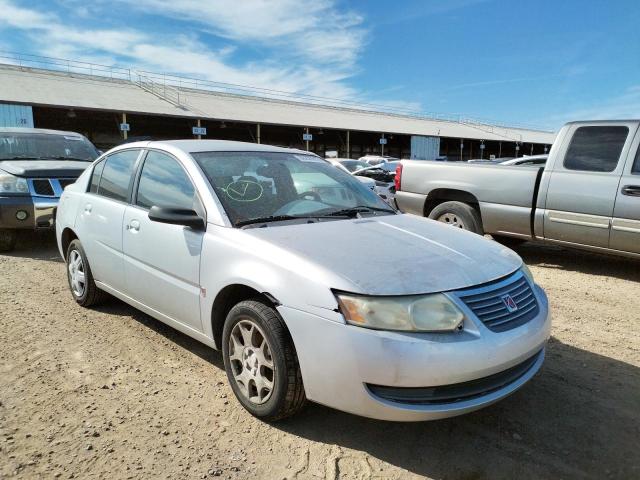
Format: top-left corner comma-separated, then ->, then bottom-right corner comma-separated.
0,127 -> 99,251
395,120 -> 640,259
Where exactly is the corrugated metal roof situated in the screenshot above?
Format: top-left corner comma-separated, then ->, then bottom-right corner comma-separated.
0,65 -> 556,144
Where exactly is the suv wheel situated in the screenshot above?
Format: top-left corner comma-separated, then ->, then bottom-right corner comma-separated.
0,229 -> 17,252
222,299 -> 306,421
66,239 -> 107,307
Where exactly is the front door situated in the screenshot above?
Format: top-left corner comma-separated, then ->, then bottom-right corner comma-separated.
122,150 -> 204,331
543,123 -> 635,248
610,135 -> 640,254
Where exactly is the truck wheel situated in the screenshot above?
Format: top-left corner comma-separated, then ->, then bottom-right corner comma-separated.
429,201 -> 484,235
66,239 -> 108,307
222,299 -> 306,421
0,229 -> 17,252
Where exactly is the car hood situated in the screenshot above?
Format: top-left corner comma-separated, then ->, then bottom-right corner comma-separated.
246,213 -> 522,296
0,160 -> 91,177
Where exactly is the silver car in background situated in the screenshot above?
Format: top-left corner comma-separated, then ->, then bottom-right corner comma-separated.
56,140 -> 550,421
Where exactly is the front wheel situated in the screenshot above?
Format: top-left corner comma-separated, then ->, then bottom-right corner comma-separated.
222,299 -> 306,421
428,201 -> 484,235
0,229 -> 17,252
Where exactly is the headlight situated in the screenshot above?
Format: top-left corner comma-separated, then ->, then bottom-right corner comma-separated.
0,172 -> 28,194
521,263 -> 535,284
335,293 -> 464,332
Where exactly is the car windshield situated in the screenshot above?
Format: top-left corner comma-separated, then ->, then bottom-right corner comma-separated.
192,151 -> 395,226
0,133 -> 99,161
340,160 -> 369,172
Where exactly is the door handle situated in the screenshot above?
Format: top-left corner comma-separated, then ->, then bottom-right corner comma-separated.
621,185 -> 640,197
127,219 -> 141,232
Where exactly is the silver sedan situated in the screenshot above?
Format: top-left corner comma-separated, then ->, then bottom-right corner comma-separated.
56,140 -> 550,421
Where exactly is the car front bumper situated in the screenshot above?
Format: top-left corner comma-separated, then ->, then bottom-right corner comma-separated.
279,285 -> 550,421
0,196 -> 59,230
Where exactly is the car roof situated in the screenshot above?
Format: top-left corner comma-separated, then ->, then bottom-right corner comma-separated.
0,127 -> 85,137
144,139 -> 317,156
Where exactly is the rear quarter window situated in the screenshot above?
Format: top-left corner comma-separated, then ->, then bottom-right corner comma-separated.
633,145 -> 640,175
563,126 -> 628,172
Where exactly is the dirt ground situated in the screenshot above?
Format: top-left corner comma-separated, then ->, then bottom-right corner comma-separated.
1,231 -> 639,480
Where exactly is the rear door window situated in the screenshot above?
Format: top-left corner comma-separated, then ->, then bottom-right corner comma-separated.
563,126 -> 628,172
135,151 -> 196,210
97,150 -> 140,202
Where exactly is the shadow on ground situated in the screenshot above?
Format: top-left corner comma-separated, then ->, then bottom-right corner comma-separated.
2,230 -> 62,263
514,241 -> 640,282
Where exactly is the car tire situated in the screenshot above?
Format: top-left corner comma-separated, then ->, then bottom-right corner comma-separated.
222,299 -> 306,421
66,239 -> 108,307
492,235 -> 526,249
429,201 -> 484,235
0,229 -> 17,252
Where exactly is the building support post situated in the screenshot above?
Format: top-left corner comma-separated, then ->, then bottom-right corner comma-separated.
346,130 -> 350,158
122,112 -> 128,141
196,118 -> 202,140
530,144 -> 534,155
460,138 -> 464,161
381,133 -> 385,156
498,141 -> 502,157
256,123 -> 261,144
305,127 -> 309,151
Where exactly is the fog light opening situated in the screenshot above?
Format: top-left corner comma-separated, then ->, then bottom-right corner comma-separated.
15,210 -> 29,221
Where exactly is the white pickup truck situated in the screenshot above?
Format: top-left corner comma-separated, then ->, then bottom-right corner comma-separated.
395,120 -> 640,259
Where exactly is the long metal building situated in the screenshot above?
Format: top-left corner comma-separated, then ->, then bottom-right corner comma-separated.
0,54 -> 557,159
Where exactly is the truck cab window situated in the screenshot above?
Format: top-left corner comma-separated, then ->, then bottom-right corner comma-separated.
633,145 -> 640,175
563,126 -> 628,172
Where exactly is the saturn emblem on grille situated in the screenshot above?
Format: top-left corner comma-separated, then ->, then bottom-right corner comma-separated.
501,294 -> 518,313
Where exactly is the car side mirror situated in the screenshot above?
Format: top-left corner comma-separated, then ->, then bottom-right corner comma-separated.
148,206 -> 205,230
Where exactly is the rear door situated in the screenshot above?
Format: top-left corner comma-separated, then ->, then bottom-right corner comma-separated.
610,129 -> 640,254
78,149 -> 142,290
543,123 -> 635,248
122,149 -> 204,331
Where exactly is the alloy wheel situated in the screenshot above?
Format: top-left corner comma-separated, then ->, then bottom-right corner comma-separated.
68,249 -> 86,297
228,319 -> 275,405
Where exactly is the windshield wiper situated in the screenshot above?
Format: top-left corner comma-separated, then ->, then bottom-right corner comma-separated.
40,155 -> 93,162
323,205 -> 396,217
235,215 -> 304,228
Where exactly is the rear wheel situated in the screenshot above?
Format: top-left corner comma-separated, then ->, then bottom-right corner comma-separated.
0,229 -> 17,252
429,201 -> 484,235
66,239 -> 107,307
222,299 -> 306,421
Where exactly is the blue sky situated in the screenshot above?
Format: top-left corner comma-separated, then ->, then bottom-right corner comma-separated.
0,0 -> 638,130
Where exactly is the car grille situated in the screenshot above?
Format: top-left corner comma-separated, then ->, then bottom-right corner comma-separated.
29,178 -> 76,197
32,179 -> 55,196
367,349 -> 543,405
457,272 -> 539,332
58,179 -> 75,189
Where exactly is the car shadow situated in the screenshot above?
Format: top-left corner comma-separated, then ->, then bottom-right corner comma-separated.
511,241 -> 640,282
2,230 -> 62,263
274,337 -> 639,479
93,296 -> 639,479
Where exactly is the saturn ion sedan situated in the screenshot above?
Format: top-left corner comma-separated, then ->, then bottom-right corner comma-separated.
56,140 -> 550,421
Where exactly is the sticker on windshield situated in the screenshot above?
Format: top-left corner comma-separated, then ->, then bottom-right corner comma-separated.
225,180 -> 264,202
293,154 -> 323,163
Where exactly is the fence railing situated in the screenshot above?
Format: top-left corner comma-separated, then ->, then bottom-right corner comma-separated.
0,51 -> 552,135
